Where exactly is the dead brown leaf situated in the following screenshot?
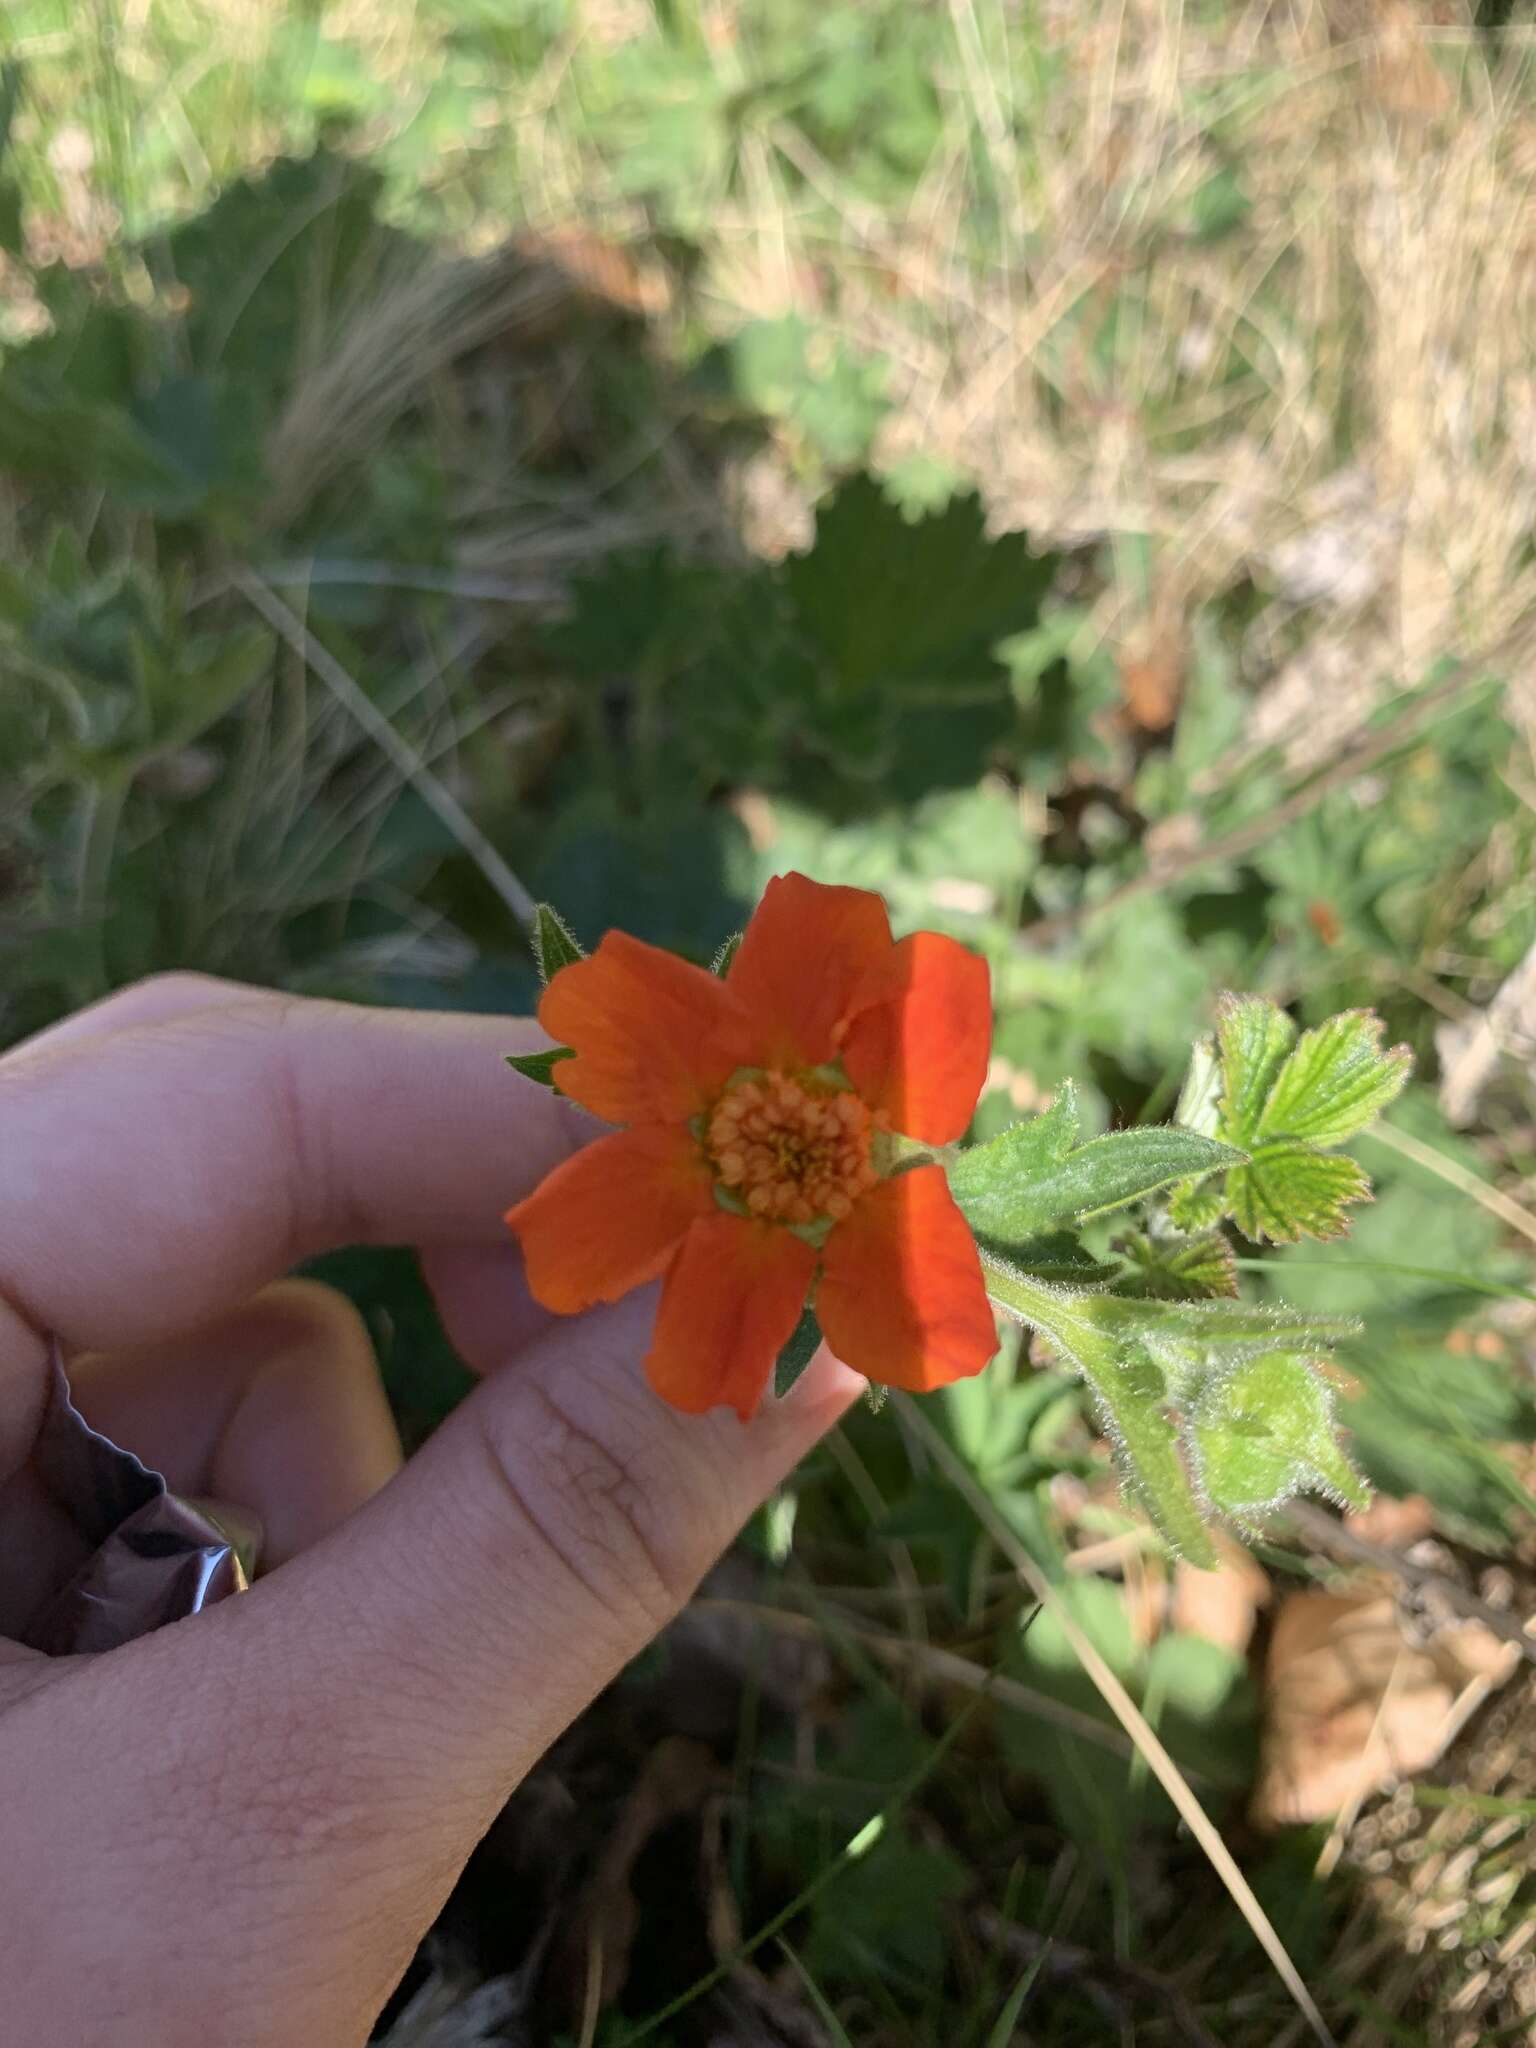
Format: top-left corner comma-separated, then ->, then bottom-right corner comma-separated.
1172,1536 -> 1272,1658
1253,1590 -> 1516,1827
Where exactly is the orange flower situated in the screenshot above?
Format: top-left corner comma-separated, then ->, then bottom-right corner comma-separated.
505,872 -> 998,1419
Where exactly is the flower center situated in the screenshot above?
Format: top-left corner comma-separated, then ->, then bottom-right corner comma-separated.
706,1071 -> 879,1226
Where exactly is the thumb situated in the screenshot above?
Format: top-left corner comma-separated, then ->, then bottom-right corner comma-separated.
6,1296 -> 857,2040
265,1288 -> 858,1786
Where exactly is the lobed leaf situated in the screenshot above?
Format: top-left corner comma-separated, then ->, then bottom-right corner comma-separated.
1216,994 -> 1297,1142
1166,1176 -> 1230,1235
1192,1353 -> 1368,1521
1116,1228 -> 1238,1300
1176,995 -> 1412,1246
1226,1143 -> 1370,1245
1255,1010 -> 1412,1147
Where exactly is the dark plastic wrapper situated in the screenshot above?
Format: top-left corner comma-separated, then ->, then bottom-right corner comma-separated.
18,1340 -> 259,1656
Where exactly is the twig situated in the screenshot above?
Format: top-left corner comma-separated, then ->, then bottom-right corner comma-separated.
898,1396 -> 1339,2048
1281,1503 -> 1536,1666
235,572 -> 538,935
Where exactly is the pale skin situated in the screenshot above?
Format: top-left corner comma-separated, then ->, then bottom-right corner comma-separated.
0,975 -> 860,2045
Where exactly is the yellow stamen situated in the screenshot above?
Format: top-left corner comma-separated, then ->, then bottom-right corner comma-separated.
705,1070 -> 879,1226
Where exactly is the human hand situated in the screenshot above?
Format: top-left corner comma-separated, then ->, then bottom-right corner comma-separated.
0,975 -> 859,2046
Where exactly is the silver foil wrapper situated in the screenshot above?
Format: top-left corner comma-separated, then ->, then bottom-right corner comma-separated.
18,1340 -> 258,1656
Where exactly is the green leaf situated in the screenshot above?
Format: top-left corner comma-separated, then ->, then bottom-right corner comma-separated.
1256,1011 -> 1412,1147
1175,1033 -> 1223,1137
1176,996 -> 1412,1245
1193,1353 -> 1368,1520
504,1047 -> 575,1088
950,1101 -> 1243,1245
151,626 -> 273,752
723,314 -> 890,466
979,1261 -> 1216,1565
986,1230 -> 1115,1283
1125,1295 -> 1359,1355
986,1960 -> 1045,2045
785,475 -> 1057,699
775,1305 -> 823,1398
1166,1177 -> 1230,1234
1227,1143 -> 1371,1245
1115,1228 -> 1238,1300
1216,994 -> 1297,1140
532,902 -> 585,985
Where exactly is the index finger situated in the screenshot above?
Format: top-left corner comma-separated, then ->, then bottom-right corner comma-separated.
0,983 -> 582,1472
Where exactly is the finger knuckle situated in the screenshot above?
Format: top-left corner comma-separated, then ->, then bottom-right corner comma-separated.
476,1384 -> 702,1636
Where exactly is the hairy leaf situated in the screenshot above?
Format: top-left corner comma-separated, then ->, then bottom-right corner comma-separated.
1193,1353 -> 1368,1520
1256,1011 -> 1412,1147
1176,994 -> 1411,1245
1116,1228 -> 1238,1300
1226,1143 -> 1371,1245
951,1099 -> 1242,1246
1166,1177 -> 1230,1234
980,1230 -> 1115,1283
979,1261 -> 1215,1564
1216,994 -> 1297,1139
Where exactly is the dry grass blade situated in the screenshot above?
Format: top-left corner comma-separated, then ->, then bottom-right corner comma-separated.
899,1395 -> 1339,2048
235,572 -> 538,934
1361,1119 -> 1536,1253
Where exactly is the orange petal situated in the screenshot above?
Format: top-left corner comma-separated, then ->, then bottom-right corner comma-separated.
727,870 -> 894,1070
541,930 -> 759,1125
506,1123 -> 715,1314
817,1165 -> 996,1392
838,932 -> 991,1145
645,1213 -> 817,1422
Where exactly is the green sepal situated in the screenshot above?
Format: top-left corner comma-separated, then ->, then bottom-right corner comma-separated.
504,1047 -> 575,1088
774,1305 -> 823,1398
533,902 -> 585,986
712,931 -> 743,976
